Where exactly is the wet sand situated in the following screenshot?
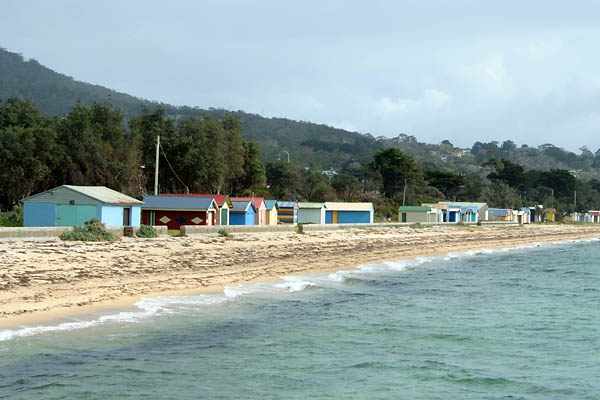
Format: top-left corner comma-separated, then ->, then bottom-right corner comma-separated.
1,223 -> 599,328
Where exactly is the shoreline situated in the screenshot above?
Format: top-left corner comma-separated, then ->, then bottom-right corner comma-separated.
2,224 -> 600,330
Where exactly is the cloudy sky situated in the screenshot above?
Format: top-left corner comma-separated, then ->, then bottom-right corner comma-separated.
2,0 -> 600,151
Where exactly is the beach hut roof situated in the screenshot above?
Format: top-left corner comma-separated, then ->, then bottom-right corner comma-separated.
422,203 -> 448,210
298,202 -> 325,209
23,185 -> 143,205
264,200 -> 278,210
324,202 -> 373,211
161,194 -> 232,207
142,195 -> 216,211
489,208 -> 511,217
277,201 -> 298,208
398,206 -> 431,212
231,197 -> 265,210
230,200 -> 255,213
439,201 -> 487,210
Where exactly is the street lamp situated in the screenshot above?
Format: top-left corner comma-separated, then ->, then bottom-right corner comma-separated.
277,150 -> 290,163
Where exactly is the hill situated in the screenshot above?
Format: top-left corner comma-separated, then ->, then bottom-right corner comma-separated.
2,46 -> 599,176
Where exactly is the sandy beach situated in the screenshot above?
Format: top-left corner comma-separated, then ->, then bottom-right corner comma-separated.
1,223 -> 599,328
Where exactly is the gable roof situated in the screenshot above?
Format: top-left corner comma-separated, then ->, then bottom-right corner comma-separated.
230,200 -> 255,213
324,202 -> 373,212
23,185 -> 143,205
230,197 -> 265,210
264,200 -> 278,210
161,193 -> 232,207
142,195 -> 216,211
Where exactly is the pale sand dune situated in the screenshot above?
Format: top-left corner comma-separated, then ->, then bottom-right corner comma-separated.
1,224 -> 599,327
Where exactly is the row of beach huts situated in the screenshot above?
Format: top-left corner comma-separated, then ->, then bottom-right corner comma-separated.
19,185 -> 600,229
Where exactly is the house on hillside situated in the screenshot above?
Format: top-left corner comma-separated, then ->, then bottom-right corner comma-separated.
231,197 -> 266,225
23,185 -> 142,227
264,200 -> 278,225
277,201 -> 298,224
141,195 -> 217,230
161,194 -> 232,225
324,202 -> 373,224
229,200 -> 256,225
298,202 -> 326,224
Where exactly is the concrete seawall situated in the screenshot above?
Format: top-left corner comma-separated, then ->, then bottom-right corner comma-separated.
0,226 -> 168,242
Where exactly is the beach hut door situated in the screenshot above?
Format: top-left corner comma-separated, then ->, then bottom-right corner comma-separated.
401,213 -> 407,223
123,208 -> 131,226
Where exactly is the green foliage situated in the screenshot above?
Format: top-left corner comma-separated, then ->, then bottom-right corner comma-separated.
59,218 -> 115,241
331,173 -> 362,201
0,204 -> 23,227
136,224 -> 158,238
218,228 -> 229,237
371,148 -> 421,198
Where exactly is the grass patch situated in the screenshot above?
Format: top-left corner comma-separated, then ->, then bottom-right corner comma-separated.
218,228 -> 229,237
136,225 -> 158,238
409,223 -> 427,229
168,229 -> 181,237
60,218 -> 115,241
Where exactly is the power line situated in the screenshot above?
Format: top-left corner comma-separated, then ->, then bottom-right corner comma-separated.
159,143 -> 189,194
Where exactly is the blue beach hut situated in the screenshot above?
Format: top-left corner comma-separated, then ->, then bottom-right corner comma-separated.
23,185 -> 143,227
229,200 -> 256,225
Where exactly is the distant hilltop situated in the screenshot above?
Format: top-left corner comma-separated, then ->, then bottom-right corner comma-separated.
1,47 -> 599,173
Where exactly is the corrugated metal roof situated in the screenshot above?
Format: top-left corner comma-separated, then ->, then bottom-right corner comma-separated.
422,203 -> 448,210
398,206 -> 431,212
264,200 -> 278,210
298,202 -> 325,209
277,201 -> 298,208
231,197 -> 265,210
142,195 -> 215,210
161,193 -> 232,207
439,201 -> 488,209
230,200 -> 254,213
489,208 -> 511,216
64,185 -> 143,204
324,202 -> 373,211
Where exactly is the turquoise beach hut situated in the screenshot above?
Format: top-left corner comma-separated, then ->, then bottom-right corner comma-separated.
23,185 -> 142,227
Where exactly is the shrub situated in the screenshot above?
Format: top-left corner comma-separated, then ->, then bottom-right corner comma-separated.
0,205 -> 23,227
410,222 -> 425,229
136,224 -> 158,238
218,229 -> 229,237
60,218 -> 115,241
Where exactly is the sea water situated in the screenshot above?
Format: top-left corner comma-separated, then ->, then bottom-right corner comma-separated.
1,239 -> 599,399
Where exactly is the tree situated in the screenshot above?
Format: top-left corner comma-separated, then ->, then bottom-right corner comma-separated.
424,171 -> 466,200
331,173 -> 362,201
370,148 -> 421,198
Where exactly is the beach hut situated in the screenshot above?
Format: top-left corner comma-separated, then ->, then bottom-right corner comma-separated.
277,201 -> 298,224
588,211 -> 600,223
529,205 -> 544,223
324,202 -> 374,224
161,194 -> 232,225
23,185 -> 143,227
488,208 -> 516,222
545,208 -> 557,222
264,200 -> 279,225
229,200 -> 256,225
440,202 -> 488,222
421,203 -> 447,223
141,195 -> 217,230
297,202 -> 326,224
231,197 -> 266,225
398,206 -> 436,223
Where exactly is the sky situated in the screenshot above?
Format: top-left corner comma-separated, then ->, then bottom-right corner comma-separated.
2,0 -> 600,152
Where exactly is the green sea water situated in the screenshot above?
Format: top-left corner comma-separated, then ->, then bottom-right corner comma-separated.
1,239 -> 599,399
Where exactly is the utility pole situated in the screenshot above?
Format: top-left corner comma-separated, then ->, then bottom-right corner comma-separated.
574,190 -> 577,209
402,178 -> 407,206
154,135 -> 160,195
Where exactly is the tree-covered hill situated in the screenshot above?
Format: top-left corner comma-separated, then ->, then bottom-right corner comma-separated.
2,46 -> 600,176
